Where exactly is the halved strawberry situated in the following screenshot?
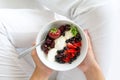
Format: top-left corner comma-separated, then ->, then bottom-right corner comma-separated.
67,43 -> 77,49
63,57 -> 70,63
70,53 -> 75,58
73,42 -> 82,47
48,27 -> 61,39
66,49 -> 77,53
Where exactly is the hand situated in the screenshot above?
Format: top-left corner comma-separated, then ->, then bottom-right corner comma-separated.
78,30 -> 98,72
30,47 -> 53,80
78,30 -> 105,80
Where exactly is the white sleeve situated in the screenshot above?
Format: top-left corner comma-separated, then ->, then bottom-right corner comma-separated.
0,21 -> 33,79
40,0 -> 114,78
0,9 -> 55,48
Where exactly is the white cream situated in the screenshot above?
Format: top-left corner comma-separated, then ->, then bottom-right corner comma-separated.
47,30 -> 74,62
65,30 -> 74,40
47,48 -> 57,62
55,36 -> 66,50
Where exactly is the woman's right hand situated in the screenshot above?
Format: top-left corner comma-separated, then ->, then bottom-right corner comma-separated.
30,46 -> 53,80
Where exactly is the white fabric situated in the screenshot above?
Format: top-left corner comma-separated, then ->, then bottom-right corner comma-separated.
0,20 -> 30,80
0,0 -> 114,80
0,9 -> 54,48
39,0 -> 114,79
0,9 -> 55,80
0,0 -> 41,9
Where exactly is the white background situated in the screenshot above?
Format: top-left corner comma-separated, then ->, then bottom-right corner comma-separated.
106,0 -> 120,80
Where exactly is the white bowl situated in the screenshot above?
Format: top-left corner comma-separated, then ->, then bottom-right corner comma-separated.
36,20 -> 88,71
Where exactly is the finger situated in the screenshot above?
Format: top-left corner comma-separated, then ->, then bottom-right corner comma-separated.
84,30 -> 95,58
31,43 -> 41,66
84,30 -> 93,51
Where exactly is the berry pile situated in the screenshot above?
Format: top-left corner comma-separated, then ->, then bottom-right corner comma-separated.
41,24 -> 82,64
41,36 -> 55,54
55,33 -> 82,64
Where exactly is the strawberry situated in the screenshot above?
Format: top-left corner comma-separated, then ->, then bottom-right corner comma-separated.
63,57 -> 70,63
66,49 -> 77,53
67,43 -> 77,49
73,42 -> 82,47
48,27 -> 61,39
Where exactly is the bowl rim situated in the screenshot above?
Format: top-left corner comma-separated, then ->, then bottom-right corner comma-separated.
36,19 -> 88,71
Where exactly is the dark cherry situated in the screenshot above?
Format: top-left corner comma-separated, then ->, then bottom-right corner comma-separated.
41,43 -> 49,54
44,48 -> 49,54
59,25 -> 65,32
45,38 -> 53,45
50,41 -> 55,48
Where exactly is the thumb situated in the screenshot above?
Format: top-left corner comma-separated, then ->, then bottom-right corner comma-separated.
31,47 -> 41,67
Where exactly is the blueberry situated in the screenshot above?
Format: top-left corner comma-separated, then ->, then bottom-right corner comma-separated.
62,32 -> 65,36
69,61 -> 72,64
76,47 -> 80,50
65,40 -> 69,43
71,37 -> 75,40
65,24 -> 71,31
59,60 -> 65,64
55,55 -> 61,61
57,50 -> 64,54
66,39 -> 71,43
76,33 -> 82,40
76,52 -> 80,56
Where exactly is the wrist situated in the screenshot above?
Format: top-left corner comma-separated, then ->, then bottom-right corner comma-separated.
30,67 -> 50,80
84,62 -> 105,80
36,67 -> 50,79
39,73 -> 49,80
84,62 -> 101,74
